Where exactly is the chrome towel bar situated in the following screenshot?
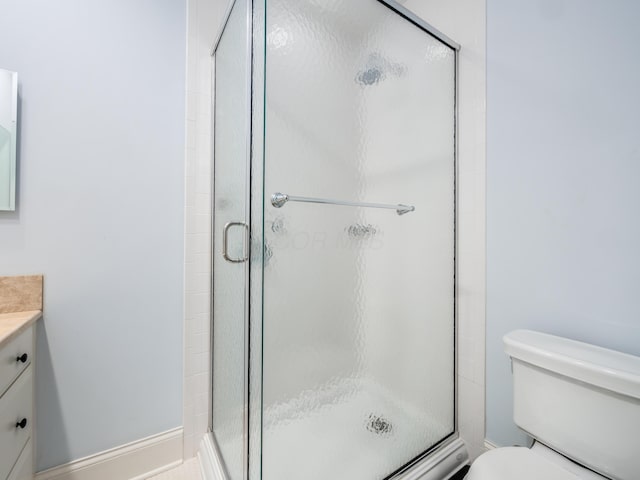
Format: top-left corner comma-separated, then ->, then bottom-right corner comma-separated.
271,192 -> 415,216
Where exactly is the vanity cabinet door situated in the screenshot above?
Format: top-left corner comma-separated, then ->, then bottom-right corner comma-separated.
7,439 -> 32,480
0,365 -> 32,480
0,327 -> 33,397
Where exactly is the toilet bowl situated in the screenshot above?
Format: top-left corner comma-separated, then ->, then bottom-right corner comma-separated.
466,330 -> 640,480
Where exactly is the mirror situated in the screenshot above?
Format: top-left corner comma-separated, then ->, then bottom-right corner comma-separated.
0,69 -> 18,211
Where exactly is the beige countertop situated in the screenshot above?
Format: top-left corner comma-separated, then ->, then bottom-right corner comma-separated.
0,310 -> 42,347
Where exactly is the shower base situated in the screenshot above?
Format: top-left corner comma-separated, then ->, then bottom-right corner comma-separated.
199,381 -> 468,480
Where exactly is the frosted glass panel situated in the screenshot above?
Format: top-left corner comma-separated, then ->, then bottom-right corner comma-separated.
212,1 -> 250,479
261,1 -> 456,479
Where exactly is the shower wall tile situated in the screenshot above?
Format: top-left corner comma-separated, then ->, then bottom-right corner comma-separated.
185,149 -> 196,178
195,193 -> 210,215
458,376 -> 486,461
183,0 -> 226,460
186,121 -> 197,150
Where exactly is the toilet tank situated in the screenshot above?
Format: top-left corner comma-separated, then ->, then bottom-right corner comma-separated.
504,330 -> 640,480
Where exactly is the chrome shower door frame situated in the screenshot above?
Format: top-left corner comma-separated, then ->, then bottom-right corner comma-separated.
210,0 -> 255,479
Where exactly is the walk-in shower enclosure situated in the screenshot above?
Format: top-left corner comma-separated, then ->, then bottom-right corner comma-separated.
207,0 -> 466,479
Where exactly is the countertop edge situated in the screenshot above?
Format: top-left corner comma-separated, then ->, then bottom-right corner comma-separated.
0,310 -> 42,347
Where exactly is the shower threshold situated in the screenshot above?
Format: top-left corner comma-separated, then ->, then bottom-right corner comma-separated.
198,432 -> 467,480
199,380 -> 468,480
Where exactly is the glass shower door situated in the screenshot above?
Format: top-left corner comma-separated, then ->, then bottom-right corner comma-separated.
260,0 -> 457,479
212,1 -> 251,479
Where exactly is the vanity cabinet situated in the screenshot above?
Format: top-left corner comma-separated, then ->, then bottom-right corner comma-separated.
0,326 -> 34,480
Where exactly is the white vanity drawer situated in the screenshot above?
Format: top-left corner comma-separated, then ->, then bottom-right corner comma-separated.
7,439 -> 32,480
0,365 -> 32,480
0,327 -> 33,397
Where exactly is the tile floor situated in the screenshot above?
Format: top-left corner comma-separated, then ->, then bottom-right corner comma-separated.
147,459 -> 202,480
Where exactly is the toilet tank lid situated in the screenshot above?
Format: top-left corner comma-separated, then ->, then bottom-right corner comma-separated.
504,330 -> 640,399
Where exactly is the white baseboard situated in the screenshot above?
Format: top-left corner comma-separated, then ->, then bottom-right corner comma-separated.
483,439 -> 498,451
35,427 -> 183,480
197,433 -> 227,480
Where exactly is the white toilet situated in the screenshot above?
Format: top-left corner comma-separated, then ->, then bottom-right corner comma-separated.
467,329 -> 640,480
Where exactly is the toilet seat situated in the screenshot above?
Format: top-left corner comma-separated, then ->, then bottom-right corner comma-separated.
466,447 -> 582,480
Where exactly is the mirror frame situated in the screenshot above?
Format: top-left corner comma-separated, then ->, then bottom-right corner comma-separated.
0,68 -> 18,211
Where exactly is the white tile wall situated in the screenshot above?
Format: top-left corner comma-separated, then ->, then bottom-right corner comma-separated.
183,0 -> 227,460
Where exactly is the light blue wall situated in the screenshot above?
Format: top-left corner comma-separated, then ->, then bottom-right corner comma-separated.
0,0 -> 186,470
487,0 -> 640,446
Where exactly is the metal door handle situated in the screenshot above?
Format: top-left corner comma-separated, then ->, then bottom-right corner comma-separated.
223,222 -> 249,263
